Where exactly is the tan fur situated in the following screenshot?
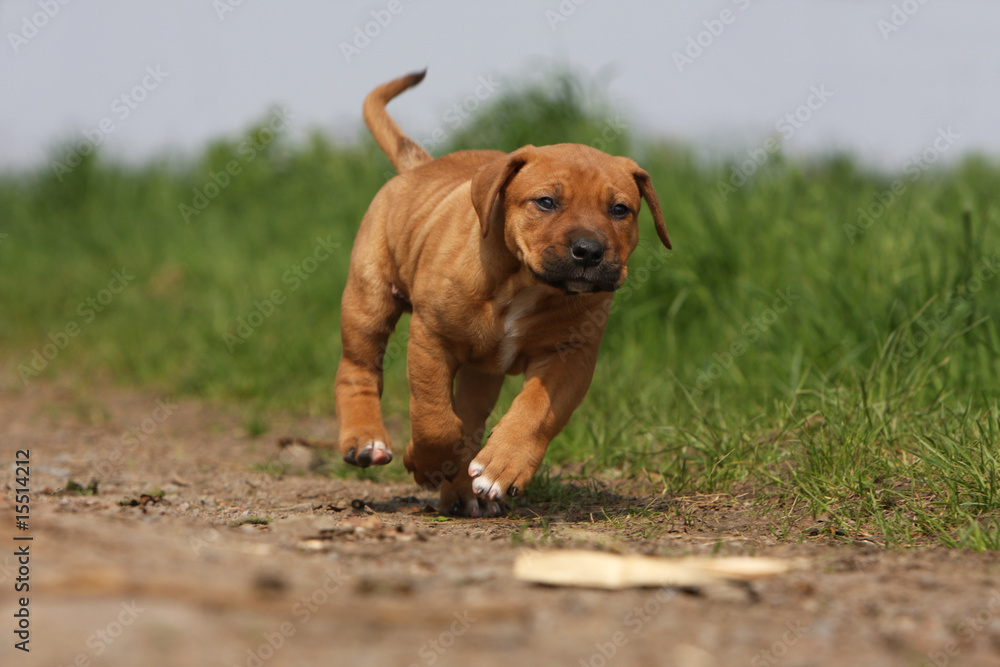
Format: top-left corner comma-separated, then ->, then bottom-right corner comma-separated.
335,71 -> 671,516
362,70 -> 432,173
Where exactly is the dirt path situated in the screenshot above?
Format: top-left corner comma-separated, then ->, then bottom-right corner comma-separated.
2,382 -> 1000,667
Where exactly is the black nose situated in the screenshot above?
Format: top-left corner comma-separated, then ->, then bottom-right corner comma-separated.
570,238 -> 605,268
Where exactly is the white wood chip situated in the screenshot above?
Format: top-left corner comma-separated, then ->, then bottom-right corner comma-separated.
514,550 -> 802,589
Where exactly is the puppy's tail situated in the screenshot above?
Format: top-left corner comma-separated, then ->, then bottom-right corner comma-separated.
363,70 -> 433,174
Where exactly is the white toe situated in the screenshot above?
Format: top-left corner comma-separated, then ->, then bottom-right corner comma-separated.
365,440 -> 391,464
472,476 -> 492,497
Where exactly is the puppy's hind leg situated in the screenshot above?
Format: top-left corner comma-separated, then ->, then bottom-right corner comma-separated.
335,272 -> 405,468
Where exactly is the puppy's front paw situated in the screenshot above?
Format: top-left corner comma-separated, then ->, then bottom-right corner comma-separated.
468,448 -> 537,501
343,439 -> 393,467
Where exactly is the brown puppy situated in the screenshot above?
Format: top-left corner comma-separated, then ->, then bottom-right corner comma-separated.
335,71 -> 671,517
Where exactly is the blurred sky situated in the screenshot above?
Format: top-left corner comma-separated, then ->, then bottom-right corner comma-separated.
2,0 -> 998,172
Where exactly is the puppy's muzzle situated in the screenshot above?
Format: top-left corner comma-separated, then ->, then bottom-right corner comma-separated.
536,233 -> 623,294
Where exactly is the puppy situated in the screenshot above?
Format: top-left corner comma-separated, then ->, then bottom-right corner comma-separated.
335,71 -> 671,517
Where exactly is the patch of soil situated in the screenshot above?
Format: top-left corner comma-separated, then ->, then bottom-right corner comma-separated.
3,382 -> 1000,666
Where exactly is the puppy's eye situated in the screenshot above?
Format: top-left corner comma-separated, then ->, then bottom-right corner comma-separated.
610,203 -> 631,218
534,196 -> 557,212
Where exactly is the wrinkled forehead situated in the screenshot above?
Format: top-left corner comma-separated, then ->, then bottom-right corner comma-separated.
511,146 -> 639,200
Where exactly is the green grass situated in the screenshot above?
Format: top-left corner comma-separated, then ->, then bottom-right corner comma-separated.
228,517 -> 272,528
2,71 -> 998,548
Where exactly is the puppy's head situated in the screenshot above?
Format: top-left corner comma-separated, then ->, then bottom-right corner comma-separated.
471,144 -> 671,294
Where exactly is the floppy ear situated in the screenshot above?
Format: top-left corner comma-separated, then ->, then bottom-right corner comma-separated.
631,167 -> 672,250
470,147 -> 532,238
